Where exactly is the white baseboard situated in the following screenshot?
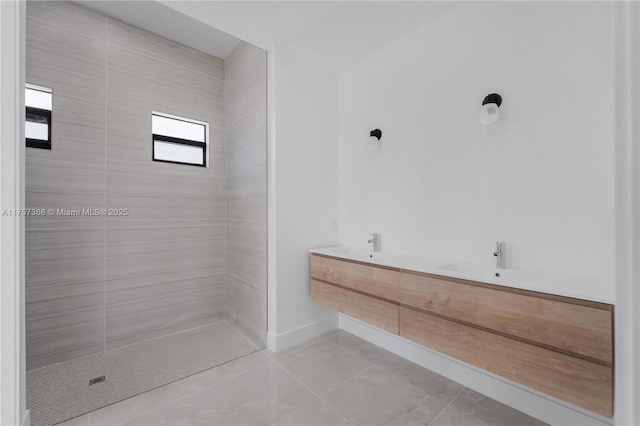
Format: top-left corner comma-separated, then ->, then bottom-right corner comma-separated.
267,315 -> 338,352
22,409 -> 30,426
267,331 -> 277,352
339,314 -> 613,426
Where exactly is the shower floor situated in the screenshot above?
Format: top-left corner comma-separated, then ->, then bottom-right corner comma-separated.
27,320 -> 261,426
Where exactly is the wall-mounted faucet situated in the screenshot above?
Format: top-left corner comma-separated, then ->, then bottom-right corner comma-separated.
493,241 -> 506,269
368,233 -> 381,252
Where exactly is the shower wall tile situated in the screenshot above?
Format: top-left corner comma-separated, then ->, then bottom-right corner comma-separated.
26,322 -> 105,372
106,17 -> 225,82
26,95 -> 106,164
106,223 -> 225,248
26,4 -> 106,103
25,220 -> 105,370
227,165 -> 267,200
26,0 -> 231,368
27,0 -> 106,40
25,1 -> 107,370
227,141 -> 267,176
26,157 -> 105,195
227,195 -> 267,225
107,37 -> 225,129
226,276 -> 267,345
105,15 -> 227,349
227,223 -> 267,256
225,43 -> 268,128
225,41 -> 265,82
106,264 -> 226,302
227,123 -> 267,174
106,222 -> 225,279
106,166 -> 226,200
227,249 -> 268,290
225,42 -> 268,346
106,275 -> 226,349
227,108 -> 267,153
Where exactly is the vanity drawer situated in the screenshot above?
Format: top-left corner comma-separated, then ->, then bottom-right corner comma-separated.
311,279 -> 398,334
398,272 -> 613,364
310,254 -> 399,301
399,307 -> 613,417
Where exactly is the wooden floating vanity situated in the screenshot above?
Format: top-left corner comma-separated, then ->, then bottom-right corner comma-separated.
309,253 -> 614,417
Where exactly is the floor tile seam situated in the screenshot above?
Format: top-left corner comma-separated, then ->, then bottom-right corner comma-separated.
264,332 -> 339,360
326,334 -> 402,368
331,342 -> 379,361
320,402 -> 355,426
310,363 -> 381,426
317,362 -> 377,400
87,356 -> 274,426
270,358 -> 326,400
311,365 -> 381,426
368,352 -> 398,368
293,330 -> 342,351
319,361 -> 377,402
426,386 -> 467,426
265,399 -> 321,426
269,360 -> 357,426
277,398 -> 355,426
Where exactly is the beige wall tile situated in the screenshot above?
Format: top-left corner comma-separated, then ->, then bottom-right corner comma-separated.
25,0 -> 238,367
225,41 -> 267,346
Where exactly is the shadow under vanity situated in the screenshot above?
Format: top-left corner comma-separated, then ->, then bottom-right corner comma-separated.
309,249 -> 614,418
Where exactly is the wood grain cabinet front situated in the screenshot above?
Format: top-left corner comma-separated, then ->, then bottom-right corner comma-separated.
310,279 -> 398,334
398,272 -> 613,365
310,254 -> 399,301
399,307 -> 613,417
308,253 -> 614,418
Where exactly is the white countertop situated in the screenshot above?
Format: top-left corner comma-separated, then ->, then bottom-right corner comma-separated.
309,246 -> 614,305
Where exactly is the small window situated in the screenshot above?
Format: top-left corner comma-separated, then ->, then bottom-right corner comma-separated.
25,84 -> 53,150
152,112 -> 208,167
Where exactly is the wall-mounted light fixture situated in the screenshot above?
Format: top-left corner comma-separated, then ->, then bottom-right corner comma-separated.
478,93 -> 502,125
368,128 -> 382,151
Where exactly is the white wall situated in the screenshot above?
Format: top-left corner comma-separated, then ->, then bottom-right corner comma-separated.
0,0 -> 26,424
1,1 -> 635,424
613,2 -> 640,424
270,43 -> 340,349
338,1 -> 615,302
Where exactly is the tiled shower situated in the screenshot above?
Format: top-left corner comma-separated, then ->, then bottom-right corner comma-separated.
24,1 -> 267,424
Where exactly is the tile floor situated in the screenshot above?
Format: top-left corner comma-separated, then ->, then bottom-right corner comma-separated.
56,330 -> 547,426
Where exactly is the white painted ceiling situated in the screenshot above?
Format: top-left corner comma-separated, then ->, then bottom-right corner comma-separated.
78,1 -> 460,74
76,1 -> 242,59
161,1 -> 459,73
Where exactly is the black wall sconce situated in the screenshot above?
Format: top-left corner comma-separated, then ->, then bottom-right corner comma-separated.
368,128 -> 382,151
479,93 -> 502,125
482,93 -> 502,108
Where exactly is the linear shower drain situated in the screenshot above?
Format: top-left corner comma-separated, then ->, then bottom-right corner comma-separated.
88,375 -> 106,386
